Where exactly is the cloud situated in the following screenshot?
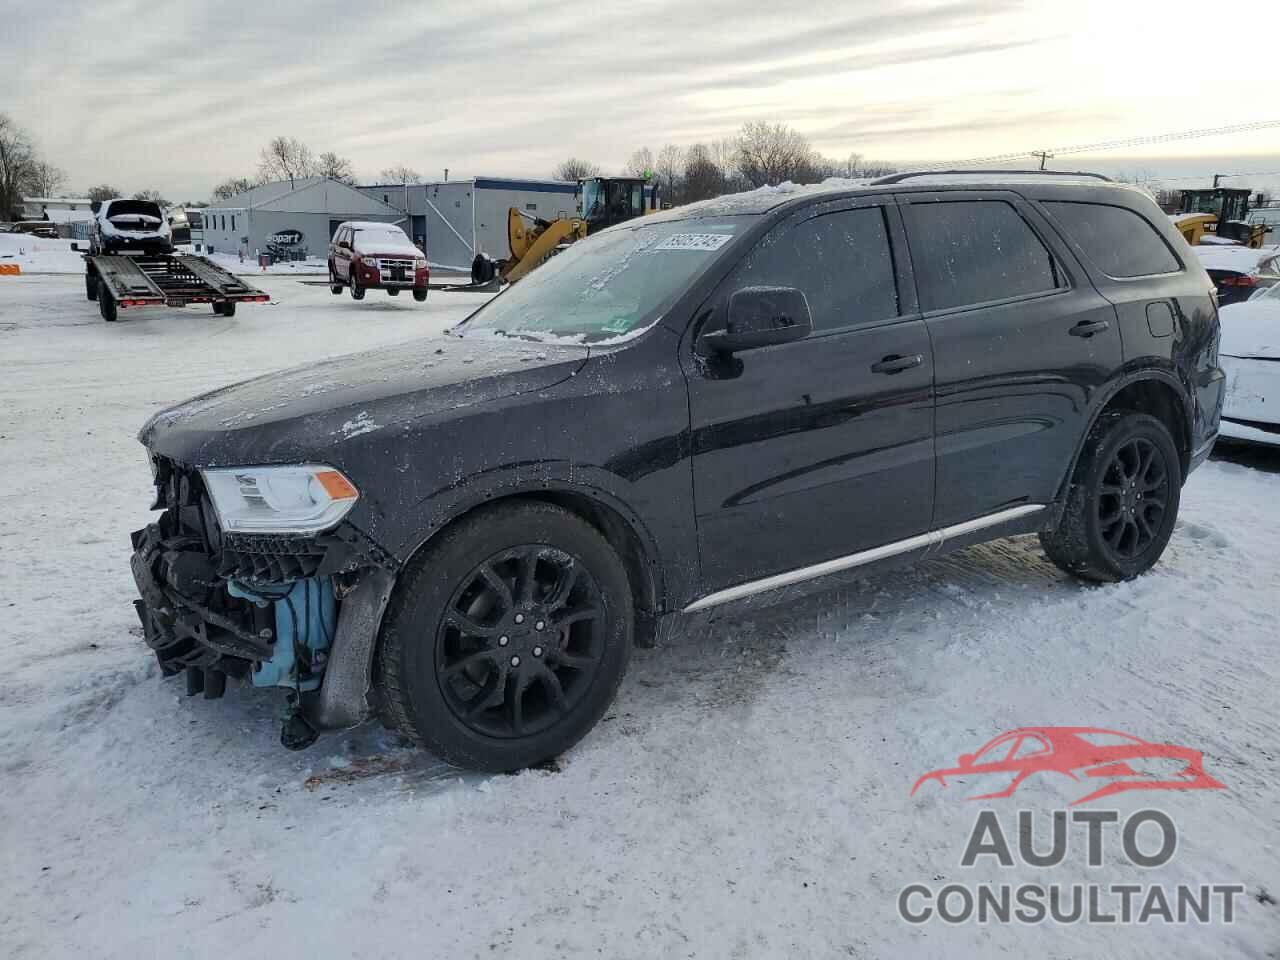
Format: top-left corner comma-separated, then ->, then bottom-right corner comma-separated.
3,0 -> 1277,198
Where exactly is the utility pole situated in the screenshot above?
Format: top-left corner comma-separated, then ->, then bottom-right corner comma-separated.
1031,150 -> 1053,171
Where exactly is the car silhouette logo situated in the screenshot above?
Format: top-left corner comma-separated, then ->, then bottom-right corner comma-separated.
910,727 -> 1225,807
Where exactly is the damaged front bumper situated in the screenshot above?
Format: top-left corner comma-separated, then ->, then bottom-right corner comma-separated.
129,457 -> 399,745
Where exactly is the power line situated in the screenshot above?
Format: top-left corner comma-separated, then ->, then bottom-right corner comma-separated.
928,119 -> 1280,169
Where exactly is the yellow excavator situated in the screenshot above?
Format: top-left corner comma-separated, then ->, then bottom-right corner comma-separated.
1173,187 -> 1267,248
470,177 -> 660,285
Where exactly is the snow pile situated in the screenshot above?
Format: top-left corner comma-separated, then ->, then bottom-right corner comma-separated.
0,233 -> 85,273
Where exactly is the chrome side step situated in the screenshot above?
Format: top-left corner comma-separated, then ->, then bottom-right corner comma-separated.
681,504 -> 1046,614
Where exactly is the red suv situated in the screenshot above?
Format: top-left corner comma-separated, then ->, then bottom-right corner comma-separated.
328,221 -> 428,302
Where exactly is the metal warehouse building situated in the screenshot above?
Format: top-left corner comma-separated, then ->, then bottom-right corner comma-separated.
201,177 -> 405,260
359,178 -> 579,270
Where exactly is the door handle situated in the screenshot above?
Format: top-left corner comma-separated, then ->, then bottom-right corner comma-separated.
1069,319 -> 1111,338
870,354 -> 923,375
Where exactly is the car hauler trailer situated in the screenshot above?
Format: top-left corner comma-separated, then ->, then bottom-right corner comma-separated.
85,252 -> 269,322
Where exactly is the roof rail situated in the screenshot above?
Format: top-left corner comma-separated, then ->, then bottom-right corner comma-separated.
871,169 -> 1113,185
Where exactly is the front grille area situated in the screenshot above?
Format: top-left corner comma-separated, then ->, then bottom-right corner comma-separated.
131,456 -> 398,692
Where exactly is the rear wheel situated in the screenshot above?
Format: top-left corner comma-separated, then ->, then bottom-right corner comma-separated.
85,271 -> 98,301
329,268 -> 342,295
387,288 -> 399,296
378,501 -> 634,771
212,301 -> 236,317
97,279 -> 117,322
1040,411 -> 1181,582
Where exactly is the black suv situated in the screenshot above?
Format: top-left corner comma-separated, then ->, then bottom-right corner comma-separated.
130,173 -> 1223,770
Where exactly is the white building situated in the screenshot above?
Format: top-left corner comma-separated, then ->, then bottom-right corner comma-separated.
358,178 -> 581,270
201,178 -> 405,260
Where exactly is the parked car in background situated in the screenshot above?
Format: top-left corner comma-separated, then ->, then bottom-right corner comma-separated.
89,198 -> 173,255
1193,243 -> 1280,305
328,221 -> 428,302
1218,283 -> 1280,447
131,173 -> 1222,771
9,220 -> 60,239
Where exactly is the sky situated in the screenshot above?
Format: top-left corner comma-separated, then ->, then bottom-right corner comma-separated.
3,0 -> 1279,201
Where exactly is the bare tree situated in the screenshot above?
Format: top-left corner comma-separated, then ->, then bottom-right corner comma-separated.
133,188 -> 169,207
0,113 -> 37,219
257,136 -> 317,184
736,121 -> 818,187
317,151 -> 355,184
653,144 -> 685,202
86,184 -> 122,203
554,158 -> 601,181
379,165 -> 423,184
27,160 -> 66,198
211,177 -> 256,202
625,147 -> 655,178
683,143 -> 725,203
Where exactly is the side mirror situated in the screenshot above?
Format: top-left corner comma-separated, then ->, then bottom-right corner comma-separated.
701,286 -> 813,354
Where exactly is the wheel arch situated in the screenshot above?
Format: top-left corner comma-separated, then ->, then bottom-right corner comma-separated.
1055,370 -> 1192,505
392,478 -> 668,633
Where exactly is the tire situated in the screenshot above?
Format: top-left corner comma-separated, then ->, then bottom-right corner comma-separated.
221,301 -> 236,317
379,501 -> 634,771
387,288 -> 399,296
85,272 -> 98,301
413,288 -> 428,302
98,279 -> 117,322
350,272 -> 365,300
1040,411 -> 1181,582
329,268 -> 342,295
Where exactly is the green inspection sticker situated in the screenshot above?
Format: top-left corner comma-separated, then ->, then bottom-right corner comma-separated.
601,316 -> 638,334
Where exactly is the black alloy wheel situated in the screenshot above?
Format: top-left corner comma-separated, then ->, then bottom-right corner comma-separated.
378,500 -> 633,771
1040,411 -> 1181,582
435,546 -> 604,739
1096,436 -> 1170,560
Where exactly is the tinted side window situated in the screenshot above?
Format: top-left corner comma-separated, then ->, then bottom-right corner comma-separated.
730,207 -> 899,332
1042,201 -> 1180,278
902,200 -> 1060,312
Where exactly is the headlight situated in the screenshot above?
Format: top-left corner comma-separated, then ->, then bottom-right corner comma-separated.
415,258 -> 427,269
361,257 -> 379,269
201,464 -> 359,534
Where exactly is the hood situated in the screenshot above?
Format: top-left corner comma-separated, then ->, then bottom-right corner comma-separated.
1219,301 -> 1280,359
140,335 -> 588,466
356,244 -> 423,258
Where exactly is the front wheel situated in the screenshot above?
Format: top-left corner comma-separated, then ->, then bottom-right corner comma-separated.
349,273 -> 365,300
378,501 -> 634,771
1040,411 -> 1181,582
412,288 -> 428,302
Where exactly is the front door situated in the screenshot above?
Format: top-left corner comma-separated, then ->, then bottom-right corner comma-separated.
897,192 -> 1124,526
683,199 -> 936,593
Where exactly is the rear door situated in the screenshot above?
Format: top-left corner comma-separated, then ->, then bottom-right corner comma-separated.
684,197 -> 936,592
897,192 -> 1122,527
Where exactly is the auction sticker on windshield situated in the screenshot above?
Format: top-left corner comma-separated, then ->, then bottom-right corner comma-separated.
654,233 -> 735,251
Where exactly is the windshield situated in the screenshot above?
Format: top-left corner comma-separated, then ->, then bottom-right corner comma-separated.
355,227 -> 412,246
458,217 -> 753,343
106,200 -> 163,219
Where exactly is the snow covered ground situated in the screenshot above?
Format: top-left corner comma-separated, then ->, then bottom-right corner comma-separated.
1,274 -> 1278,959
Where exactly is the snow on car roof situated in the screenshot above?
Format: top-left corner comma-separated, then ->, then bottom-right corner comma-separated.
1194,244 -> 1280,273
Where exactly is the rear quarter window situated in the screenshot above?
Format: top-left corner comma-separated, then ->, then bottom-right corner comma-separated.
1042,201 -> 1181,279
